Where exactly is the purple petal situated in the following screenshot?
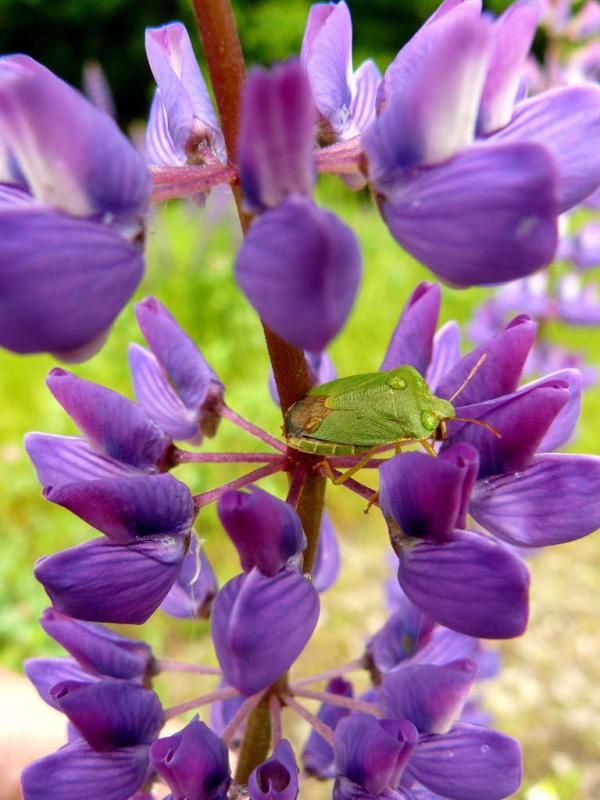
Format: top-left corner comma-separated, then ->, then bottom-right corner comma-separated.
35,535 -> 187,624
396,529 -> 530,639
52,679 -> 162,750
135,296 -> 223,422
367,602 -> 431,674
211,567 -> 319,695
150,717 -> 230,800
349,59 -> 380,137
408,627 -> 484,670
0,57 -> 148,219
248,739 -> 299,800
408,723 -> 522,800
146,89 -> 184,167
532,369 -> 582,452
426,321 -> 461,392
446,378 -> 570,479
21,741 -> 150,800
491,85 -> 600,211
128,345 -> 200,442
471,454 -> 600,547
302,677 -> 353,779
45,475 -> 194,544
379,660 -> 477,734
25,658 -> 98,709
239,62 -> 315,210
300,1 -> 353,139
159,535 -> 218,619
380,446 -> 479,544
366,13 -> 491,171
312,511 -> 341,593
477,1 -> 539,135
145,23 -> 223,161
372,142 -> 558,288
572,221 -> 600,270
334,713 -> 418,795
25,434 -> 136,488
46,368 -> 170,470
218,487 -> 306,577
436,314 -> 536,406
380,282 -> 440,373
0,209 -> 144,356
236,196 -> 361,351
40,608 -> 153,680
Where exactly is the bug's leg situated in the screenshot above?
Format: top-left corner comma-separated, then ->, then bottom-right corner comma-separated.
419,438 -> 437,457
318,446 -> 381,486
394,437 -> 415,454
363,490 -> 379,514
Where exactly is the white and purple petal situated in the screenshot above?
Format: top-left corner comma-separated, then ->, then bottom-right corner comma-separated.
159,535 -> 218,619
380,282 -> 440,374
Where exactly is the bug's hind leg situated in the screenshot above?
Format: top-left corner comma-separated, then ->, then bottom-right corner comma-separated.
419,438 -> 437,457
317,445 -> 381,486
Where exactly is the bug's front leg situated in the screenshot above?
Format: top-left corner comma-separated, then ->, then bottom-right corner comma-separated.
317,445 -> 382,485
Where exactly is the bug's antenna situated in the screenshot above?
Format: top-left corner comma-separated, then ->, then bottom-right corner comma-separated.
448,354 -> 487,403
451,416 -> 502,439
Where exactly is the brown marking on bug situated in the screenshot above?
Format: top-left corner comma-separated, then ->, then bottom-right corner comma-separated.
285,395 -> 331,438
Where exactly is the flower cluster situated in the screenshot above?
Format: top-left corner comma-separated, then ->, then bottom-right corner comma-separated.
4,0 -> 600,798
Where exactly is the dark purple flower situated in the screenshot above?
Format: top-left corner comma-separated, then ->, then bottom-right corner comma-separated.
22,679 -> 163,800
302,677 -> 353,779
380,445 -> 530,639
248,739 -> 299,800
35,474 -> 194,623
25,657 -> 100,709
145,23 -> 224,167
0,55 -> 148,358
235,61 -> 361,351
39,608 -> 153,680
26,368 -> 172,488
150,717 -> 230,800
217,487 -> 306,577
212,567 -> 320,695
300,1 -> 380,144
130,296 -> 224,443
159,534 -> 218,619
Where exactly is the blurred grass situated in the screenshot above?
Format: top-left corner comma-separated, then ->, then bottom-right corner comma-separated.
1,180 -> 599,797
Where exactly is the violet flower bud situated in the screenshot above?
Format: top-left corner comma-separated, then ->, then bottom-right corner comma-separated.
248,739 -> 299,800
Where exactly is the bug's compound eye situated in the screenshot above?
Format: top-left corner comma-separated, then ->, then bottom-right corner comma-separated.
387,375 -> 407,390
420,410 -> 438,431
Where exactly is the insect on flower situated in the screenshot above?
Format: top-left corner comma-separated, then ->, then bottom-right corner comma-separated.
284,356 -> 499,484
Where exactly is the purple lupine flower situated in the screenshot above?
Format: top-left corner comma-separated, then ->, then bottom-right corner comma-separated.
213,490 -> 319,694
380,444 -> 530,639
302,677 -> 353,779
362,0 -> 600,286
22,678 -> 163,800
130,296 -> 224,443
300,1 -> 380,145
248,739 -> 300,800
25,657 -> 102,709
35,474 -> 194,623
25,368 -> 172,488
150,717 -> 230,800
235,60 -> 362,352
159,534 -> 218,619
218,487 -> 306,576
311,511 -> 341,593
145,22 -> 224,167
39,608 -> 154,680
0,55 -> 148,359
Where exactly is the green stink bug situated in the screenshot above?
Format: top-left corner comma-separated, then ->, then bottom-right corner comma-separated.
284,365 -> 455,457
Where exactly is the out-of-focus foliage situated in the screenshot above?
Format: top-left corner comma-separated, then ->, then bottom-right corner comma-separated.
0,0 -> 513,126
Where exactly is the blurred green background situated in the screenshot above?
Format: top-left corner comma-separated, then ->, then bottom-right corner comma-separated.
0,0 -> 599,797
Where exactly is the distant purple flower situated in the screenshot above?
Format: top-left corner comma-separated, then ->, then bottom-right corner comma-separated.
22,678 -> 163,800
0,55 -> 148,359
235,61 -> 361,351
311,511 -> 341,593
300,1 -> 380,145
363,0 -> 600,286
145,22 -> 224,167
159,534 -> 217,619
150,716 -> 231,800
25,368 -> 172,488
35,474 -> 194,623
130,296 -> 224,443
302,678 -> 353,779
248,739 -> 299,800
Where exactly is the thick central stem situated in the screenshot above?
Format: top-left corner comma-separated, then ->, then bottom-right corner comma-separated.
191,0 -> 327,780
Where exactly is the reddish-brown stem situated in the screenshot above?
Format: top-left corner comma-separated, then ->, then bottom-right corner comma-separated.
291,687 -> 380,716
291,658 -> 367,687
193,461 -> 285,508
163,686 -> 240,720
282,695 -> 335,744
